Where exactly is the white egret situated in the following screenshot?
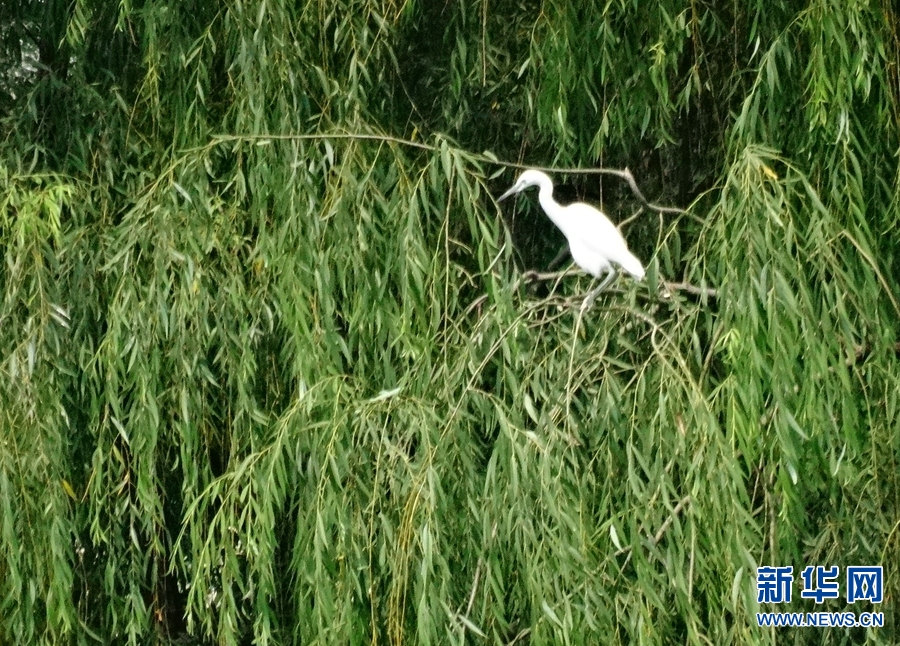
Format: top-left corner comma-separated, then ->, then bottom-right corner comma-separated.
498,170 -> 645,302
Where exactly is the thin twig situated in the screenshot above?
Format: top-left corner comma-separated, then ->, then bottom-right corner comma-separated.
663,281 -> 719,298
448,558 -> 485,639
463,293 -> 489,318
617,206 -> 645,229
520,269 -> 578,284
466,559 -> 482,616
614,495 -> 692,557
688,523 -> 696,602
651,495 -> 692,547
506,628 -> 532,646
547,244 -> 570,271
509,268 -> 578,294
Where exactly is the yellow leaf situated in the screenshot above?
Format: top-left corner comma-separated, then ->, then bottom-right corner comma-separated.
62,479 -> 77,500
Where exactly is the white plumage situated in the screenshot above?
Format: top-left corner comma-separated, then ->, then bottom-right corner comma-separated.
498,170 -> 645,286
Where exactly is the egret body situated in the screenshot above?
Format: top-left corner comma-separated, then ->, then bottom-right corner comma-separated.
498,170 -> 645,295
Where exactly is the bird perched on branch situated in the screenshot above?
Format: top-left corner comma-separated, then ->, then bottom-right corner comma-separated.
498,169 -> 645,303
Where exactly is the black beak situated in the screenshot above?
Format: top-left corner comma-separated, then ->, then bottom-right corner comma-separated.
497,186 -> 518,202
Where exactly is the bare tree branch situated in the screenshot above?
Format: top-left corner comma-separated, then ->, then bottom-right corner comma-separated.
513,270 -> 719,300
504,162 -> 687,215
204,133 -> 687,215
663,281 -> 719,298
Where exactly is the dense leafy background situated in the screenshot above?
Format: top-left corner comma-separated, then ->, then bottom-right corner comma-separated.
1,0 -> 898,644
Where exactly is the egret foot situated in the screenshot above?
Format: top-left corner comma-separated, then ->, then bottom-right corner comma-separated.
581,270 -> 618,311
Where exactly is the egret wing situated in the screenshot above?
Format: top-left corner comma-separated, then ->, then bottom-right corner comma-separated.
556,203 -> 645,279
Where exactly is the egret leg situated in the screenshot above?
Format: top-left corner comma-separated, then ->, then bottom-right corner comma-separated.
581,269 -> 617,311
548,244 -> 570,271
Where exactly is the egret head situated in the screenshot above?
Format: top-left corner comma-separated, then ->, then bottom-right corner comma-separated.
497,169 -> 552,202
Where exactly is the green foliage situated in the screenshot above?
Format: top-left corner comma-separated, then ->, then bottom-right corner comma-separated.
1,0 -> 898,644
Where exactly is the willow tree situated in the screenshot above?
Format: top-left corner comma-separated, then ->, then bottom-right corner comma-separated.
1,0 -> 898,644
